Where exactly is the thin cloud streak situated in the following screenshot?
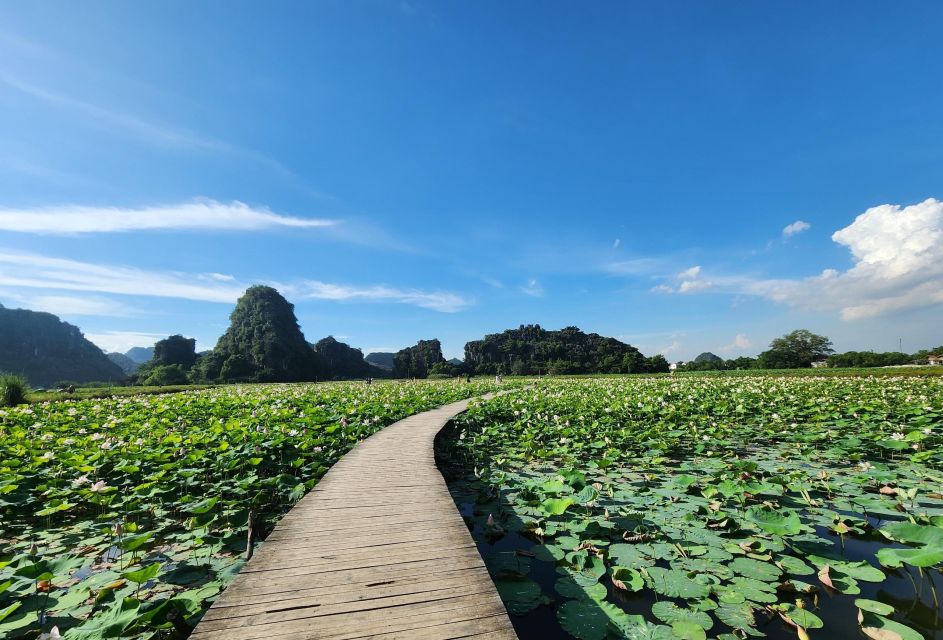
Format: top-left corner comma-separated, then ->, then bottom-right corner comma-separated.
295,281 -> 473,313
0,250 -> 473,313
0,199 -> 337,234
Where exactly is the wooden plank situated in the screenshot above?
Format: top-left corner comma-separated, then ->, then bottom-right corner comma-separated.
191,395 -> 516,640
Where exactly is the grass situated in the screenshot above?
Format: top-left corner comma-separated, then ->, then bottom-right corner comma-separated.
0,373 -> 28,406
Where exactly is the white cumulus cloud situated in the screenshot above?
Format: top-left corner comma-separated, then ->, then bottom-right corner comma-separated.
0,199 -> 336,234
673,199 -> 943,321
782,220 -> 811,237
719,333 -> 752,353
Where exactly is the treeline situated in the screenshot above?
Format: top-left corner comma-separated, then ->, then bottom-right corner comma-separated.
674,330 -> 942,371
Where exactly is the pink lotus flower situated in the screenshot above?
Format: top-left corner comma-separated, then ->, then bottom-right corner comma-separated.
90,480 -> 108,492
39,627 -> 62,640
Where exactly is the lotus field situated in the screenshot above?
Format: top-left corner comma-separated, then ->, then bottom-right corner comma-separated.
0,380 -> 500,639
440,376 -> 943,640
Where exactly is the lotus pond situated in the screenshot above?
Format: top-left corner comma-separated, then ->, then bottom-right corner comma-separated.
0,379 -> 501,639
438,376 -> 943,640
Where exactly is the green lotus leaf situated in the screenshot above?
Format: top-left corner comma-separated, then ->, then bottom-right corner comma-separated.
611,566 -> 644,592
746,506 -> 801,536
541,497 -> 575,516
644,567 -> 710,600
67,597 -> 140,640
854,599 -> 894,616
650,601 -> 713,630
557,599 -> 609,640
729,557 -> 782,582
715,602 -> 762,637
876,545 -> 943,568
556,575 -> 607,601
859,612 -> 923,640
121,563 -> 162,585
671,620 -> 706,640
880,522 -> 943,546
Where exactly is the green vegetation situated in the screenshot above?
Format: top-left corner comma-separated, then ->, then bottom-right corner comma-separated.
0,373 -> 28,407
0,305 -> 125,387
195,286 -> 319,383
757,329 -> 834,369
440,376 -> 943,639
0,379 -> 502,638
464,325 -> 666,376
313,336 -> 385,380
105,353 -> 140,376
393,339 -> 446,378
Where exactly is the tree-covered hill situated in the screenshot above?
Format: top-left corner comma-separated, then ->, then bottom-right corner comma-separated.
107,352 -> 140,375
0,305 -> 126,387
464,324 -> 666,375
393,339 -> 446,378
196,286 -> 320,382
314,336 -> 387,379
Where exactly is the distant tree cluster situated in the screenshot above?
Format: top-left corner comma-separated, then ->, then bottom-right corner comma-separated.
674,331 -> 942,371
393,339 -> 446,378
463,325 -> 667,375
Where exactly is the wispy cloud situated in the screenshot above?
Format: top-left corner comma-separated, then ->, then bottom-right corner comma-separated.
782,220 -> 811,238
0,70 -> 223,151
0,250 -> 473,313
0,66 -> 333,199
0,199 -> 337,234
520,278 -> 544,297
0,291 -> 135,317
295,281 -> 473,313
612,238 -> 621,249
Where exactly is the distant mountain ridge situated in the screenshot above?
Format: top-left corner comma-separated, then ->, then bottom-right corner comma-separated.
125,346 -> 154,363
0,305 -> 126,387
365,352 -> 394,370
107,352 -> 140,375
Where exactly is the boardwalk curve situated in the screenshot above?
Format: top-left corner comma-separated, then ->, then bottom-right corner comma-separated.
191,397 -> 517,640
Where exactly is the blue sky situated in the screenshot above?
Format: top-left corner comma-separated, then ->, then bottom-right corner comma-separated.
1,2 -> 941,361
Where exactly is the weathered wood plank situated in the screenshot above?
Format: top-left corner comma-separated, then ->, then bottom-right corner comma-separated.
191,396 -> 516,640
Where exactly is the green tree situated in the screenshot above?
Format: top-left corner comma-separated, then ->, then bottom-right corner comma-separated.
142,365 -> 189,386
758,329 -> 834,369
644,355 -> 670,373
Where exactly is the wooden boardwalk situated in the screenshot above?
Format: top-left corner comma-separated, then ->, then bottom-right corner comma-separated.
191,397 -> 517,640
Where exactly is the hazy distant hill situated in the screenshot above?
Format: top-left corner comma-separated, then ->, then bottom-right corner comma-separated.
107,352 -> 140,375
0,304 -> 126,387
447,357 -> 463,366
125,346 -> 154,363
365,352 -> 394,370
